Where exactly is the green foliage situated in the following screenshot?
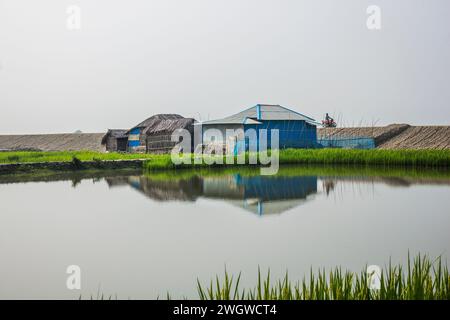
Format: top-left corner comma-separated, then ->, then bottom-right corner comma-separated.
197,254 -> 450,300
1,149 -> 449,170
0,150 -> 159,164
277,149 -> 450,168
71,156 -> 83,169
144,149 -> 450,171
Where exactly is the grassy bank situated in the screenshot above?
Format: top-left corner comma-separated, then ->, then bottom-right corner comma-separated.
143,149 -> 450,170
278,149 -> 450,167
1,149 -> 450,169
0,150 -> 156,164
197,254 -> 450,300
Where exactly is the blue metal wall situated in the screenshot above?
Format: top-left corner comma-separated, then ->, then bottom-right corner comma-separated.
243,120 -> 317,150
318,137 -> 375,149
128,128 -> 141,148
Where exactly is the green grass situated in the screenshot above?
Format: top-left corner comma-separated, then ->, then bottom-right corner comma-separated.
76,254 -> 450,300
0,150 -> 158,164
278,149 -> 450,168
1,149 -> 450,170
143,149 -> 450,170
197,254 -> 450,300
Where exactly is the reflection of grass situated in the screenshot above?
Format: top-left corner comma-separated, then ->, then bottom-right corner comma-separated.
0,168 -> 142,185
197,254 -> 450,300
1,163 -> 449,185
144,165 -> 450,181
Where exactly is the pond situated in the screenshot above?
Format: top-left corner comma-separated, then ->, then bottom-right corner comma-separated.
0,166 -> 449,299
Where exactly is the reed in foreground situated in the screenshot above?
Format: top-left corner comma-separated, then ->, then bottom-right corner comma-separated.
197,255 -> 450,300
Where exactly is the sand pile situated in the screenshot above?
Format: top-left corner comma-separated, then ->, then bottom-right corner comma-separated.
319,124 -> 450,149
378,126 -> 450,150
0,124 -> 448,152
0,133 -> 106,152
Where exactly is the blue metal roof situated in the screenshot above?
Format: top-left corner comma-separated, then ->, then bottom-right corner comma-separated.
200,104 -> 319,126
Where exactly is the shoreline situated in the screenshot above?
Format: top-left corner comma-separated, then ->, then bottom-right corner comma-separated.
1,149 -> 450,175
0,159 -> 145,175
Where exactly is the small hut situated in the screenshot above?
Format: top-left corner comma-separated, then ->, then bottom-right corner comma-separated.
102,129 -> 128,152
127,114 -> 196,153
144,115 -> 196,153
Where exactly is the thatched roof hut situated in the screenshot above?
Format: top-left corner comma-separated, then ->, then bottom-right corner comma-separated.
142,114 -> 196,153
126,114 -> 196,153
143,116 -> 195,135
102,129 -> 128,152
130,114 -> 183,130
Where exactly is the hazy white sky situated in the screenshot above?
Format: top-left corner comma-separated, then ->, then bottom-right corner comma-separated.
0,0 -> 449,134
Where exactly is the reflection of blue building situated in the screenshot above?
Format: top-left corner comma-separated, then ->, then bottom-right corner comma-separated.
202,174 -> 318,215
109,173 -> 318,215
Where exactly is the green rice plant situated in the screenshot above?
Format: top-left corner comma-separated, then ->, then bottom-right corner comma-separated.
277,149 -> 450,168
197,254 -> 450,300
144,149 -> 450,171
7,155 -> 20,162
0,150 -> 160,164
1,149 -> 450,171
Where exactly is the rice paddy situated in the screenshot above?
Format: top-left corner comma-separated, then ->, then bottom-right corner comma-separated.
197,254 -> 450,300
0,150 -> 156,164
1,149 -> 449,169
143,149 -> 450,170
142,149 -> 450,171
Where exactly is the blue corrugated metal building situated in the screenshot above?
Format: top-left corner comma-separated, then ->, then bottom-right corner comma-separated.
199,104 -> 319,151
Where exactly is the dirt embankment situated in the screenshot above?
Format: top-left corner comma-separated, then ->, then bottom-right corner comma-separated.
377,126 -> 450,150
0,133 -> 106,152
318,124 -> 450,150
0,125 -> 448,152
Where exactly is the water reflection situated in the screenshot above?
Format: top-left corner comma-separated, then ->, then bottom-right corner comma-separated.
102,169 -> 450,215
105,174 -> 317,215
1,166 -> 449,298
2,167 -> 450,216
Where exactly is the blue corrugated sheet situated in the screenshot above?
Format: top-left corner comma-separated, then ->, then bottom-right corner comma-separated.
318,137 -> 375,149
243,120 -> 317,150
128,140 -> 140,147
128,128 -> 141,147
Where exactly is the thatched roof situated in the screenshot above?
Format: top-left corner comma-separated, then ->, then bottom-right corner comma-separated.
129,114 -> 196,135
144,118 -> 195,135
132,114 -> 184,130
101,129 -> 128,144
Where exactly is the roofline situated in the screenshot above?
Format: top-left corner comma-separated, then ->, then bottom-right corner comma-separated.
276,105 -> 317,122
197,119 -> 319,126
306,120 -> 321,126
243,116 -> 262,125
193,104 -> 318,125
196,121 -> 244,125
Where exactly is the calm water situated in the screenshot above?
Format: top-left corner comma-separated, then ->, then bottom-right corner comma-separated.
0,167 -> 449,299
